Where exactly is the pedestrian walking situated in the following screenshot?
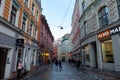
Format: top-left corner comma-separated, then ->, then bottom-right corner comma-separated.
17,60 -> 23,79
58,59 -> 62,71
55,59 -> 58,70
76,60 -> 80,70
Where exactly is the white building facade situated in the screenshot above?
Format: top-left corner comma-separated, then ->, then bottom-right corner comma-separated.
78,0 -> 120,71
0,0 -> 42,79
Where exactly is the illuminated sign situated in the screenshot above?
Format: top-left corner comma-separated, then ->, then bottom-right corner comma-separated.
110,26 -> 120,35
97,29 -> 110,40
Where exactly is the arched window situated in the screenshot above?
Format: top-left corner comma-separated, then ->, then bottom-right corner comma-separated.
84,21 -> 87,35
98,6 -> 108,28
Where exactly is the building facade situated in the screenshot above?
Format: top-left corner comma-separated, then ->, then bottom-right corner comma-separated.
71,0 -> 81,60
0,0 -> 42,79
78,0 -> 120,71
38,15 -> 54,65
57,34 -> 71,61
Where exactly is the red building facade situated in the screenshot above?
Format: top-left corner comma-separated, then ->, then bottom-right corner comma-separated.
38,15 -> 54,64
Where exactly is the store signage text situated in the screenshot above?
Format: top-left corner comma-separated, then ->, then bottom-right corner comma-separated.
97,29 -> 110,40
110,26 -> 120,35
16,39 -> 24,46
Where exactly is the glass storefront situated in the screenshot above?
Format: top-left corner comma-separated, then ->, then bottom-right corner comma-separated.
84,45 -> 90,62
101,40 -> 114,63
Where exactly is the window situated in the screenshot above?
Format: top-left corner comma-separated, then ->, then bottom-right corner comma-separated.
82,1 -> 85,11
31,3 -> 34,15
84,21 -> 87,35
0,0 -> 1,6
101,40 -> 114,63
98,6 -> 108,28
36,10 -> 38,21
30,21 -> 33,36
34,27 -> 38,39
84,45 -> 90,62
117,0 -> 120,17
24,0 -> 28,7
10,6 -> 17,25
22,17 -> 26,32
22,12 -> 28,32
30,50 -> 35,66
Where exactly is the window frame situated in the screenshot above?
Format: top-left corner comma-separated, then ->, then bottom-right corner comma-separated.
117,0 -> 120,17
36,10 -> 39,21
98,6 -> 108,28
22,16 -> 26,32
31,3 -> 35,15
82,1 -> 85,11
10,6 -> 17,25
0,0 -> 1,6
24,0 -> 28,7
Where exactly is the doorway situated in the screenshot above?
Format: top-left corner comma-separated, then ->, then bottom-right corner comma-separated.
92,42 -> 98,68
0,48 -> 8,79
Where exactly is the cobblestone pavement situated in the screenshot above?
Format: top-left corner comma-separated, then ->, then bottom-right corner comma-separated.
24,63 -> 114,80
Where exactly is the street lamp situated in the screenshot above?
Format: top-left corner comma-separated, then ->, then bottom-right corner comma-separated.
58,26 -> 63,30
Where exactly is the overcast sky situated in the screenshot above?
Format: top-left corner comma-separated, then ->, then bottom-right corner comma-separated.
41,0 -> 75,40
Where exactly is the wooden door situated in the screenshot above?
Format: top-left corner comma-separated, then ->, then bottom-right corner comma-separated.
0,48 -> 8,79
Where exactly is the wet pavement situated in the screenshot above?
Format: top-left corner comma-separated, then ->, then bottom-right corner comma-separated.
24,63 -> 113,80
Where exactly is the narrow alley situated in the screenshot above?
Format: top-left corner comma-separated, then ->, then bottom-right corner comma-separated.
23,62 -> 114,80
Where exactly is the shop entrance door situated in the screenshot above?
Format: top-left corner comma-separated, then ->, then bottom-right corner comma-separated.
93,42 -> 98,68
0,48 -> 8,79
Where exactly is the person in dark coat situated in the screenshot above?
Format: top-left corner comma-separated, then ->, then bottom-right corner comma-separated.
55,59 -> 58,70
76,60 -> 80,70
58,59 -> 62,71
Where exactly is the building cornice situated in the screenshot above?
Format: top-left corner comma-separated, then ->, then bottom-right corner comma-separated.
0,16 -> 38,43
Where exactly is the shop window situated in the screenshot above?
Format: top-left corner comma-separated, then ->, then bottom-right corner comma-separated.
84,45 -> 90,62
98,6 -> 108,28
30,50 -> 35,66
101,40 -> 114,63
117,0 -> 120,17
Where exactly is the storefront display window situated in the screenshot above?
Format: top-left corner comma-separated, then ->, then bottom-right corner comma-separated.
84,45 -> 90,62
30,50 -> 35,66
101,40 -> 114,63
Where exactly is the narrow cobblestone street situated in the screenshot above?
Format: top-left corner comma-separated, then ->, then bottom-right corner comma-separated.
24,63 -> 113,80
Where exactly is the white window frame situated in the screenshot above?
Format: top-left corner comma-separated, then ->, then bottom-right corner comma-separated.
8,0 -> 20,27
0,0 -> 6,16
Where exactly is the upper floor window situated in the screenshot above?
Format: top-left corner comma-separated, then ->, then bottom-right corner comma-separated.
82,1 -> 85,11
22,16 -> 26,32
117,0 -> 120,17
30,21 -> 33,36
34,27 -> 38,39
22,12 -> 28,32
10,0 -> 20,26
98,6 -> 108,28
36,10 -> 39,21
84,21 -> 87,35
24,0 -> 28,7
0,0 -> 1,6
31,3 -> 35,15
10,6 -> 17,25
